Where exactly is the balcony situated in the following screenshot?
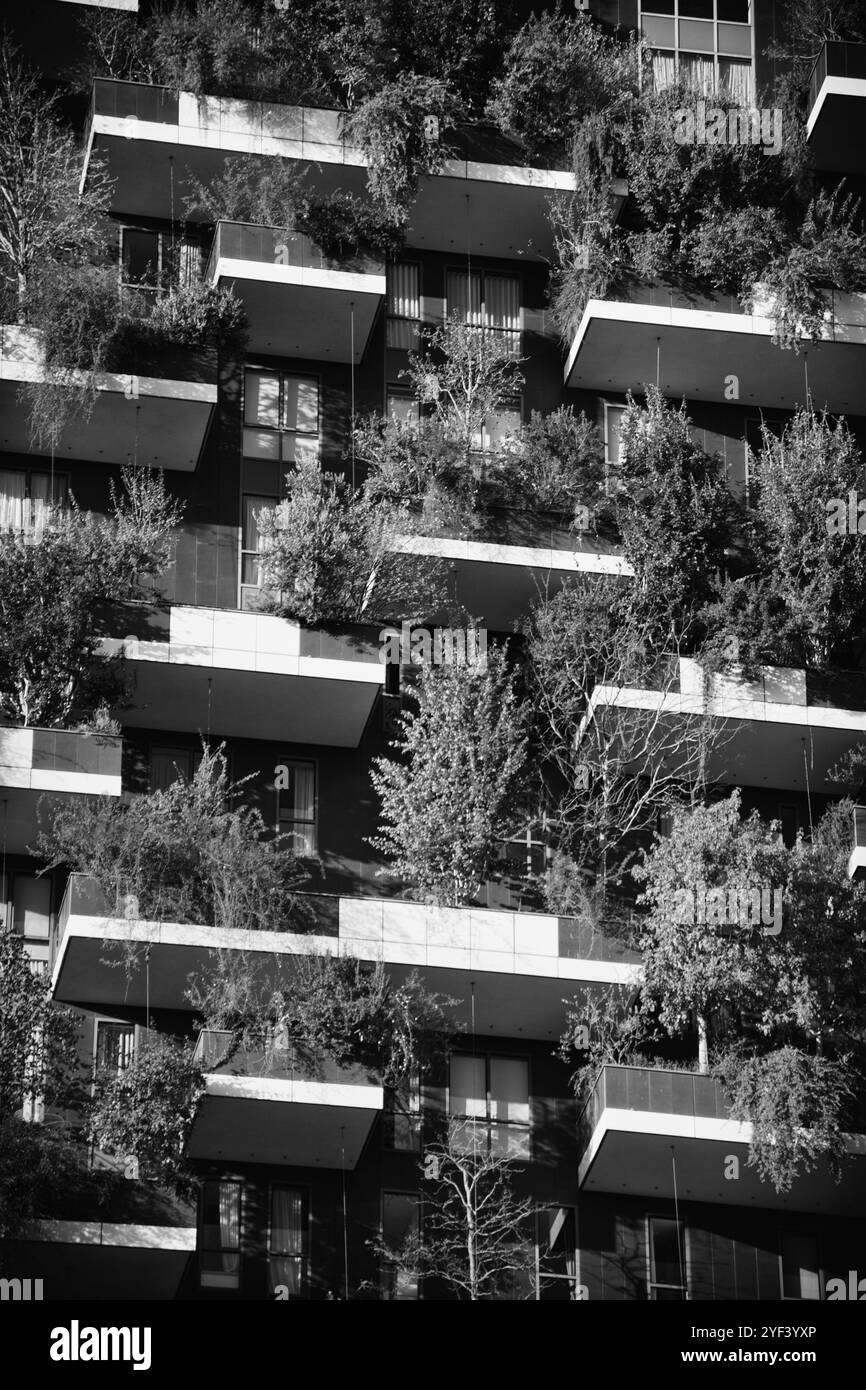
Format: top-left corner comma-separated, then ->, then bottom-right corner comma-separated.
96,602 -> 385,746
391,509 -> 632,627
0,326 -> 217,472
187,1030 -> 382,1168
848,806 -> 866,879
807,42 -> 866,174
577,1065 -> 866,1215
81,80 -> 574,259
564,284 -> 866,415
0,725 -> 122,854
206,221 -> 384,363
578,657 -> 866,794
51,879 -> 641,1038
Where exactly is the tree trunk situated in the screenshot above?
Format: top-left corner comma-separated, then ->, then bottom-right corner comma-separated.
697,1013 -> 709,1074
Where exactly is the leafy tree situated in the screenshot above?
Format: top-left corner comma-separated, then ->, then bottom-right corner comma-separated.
404,313 -> 524,461
370,1117 -> 537,1300
345,74 -> 465,222
0,1118 -> 111,1240
703,410 -> 866,670
0,929 -> 81,1121
369,647 -> 528,906
0,46 -> 113,318
87,1036 -> 204,1199
38,744 -> 311,931
0,468 -> 182,727
252,457 -> 446,623
487,7 -> 641,161
187,949 -> 459,1087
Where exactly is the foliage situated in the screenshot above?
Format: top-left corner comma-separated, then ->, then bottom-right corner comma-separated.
0,46 -> 113,319
559,983 -> 658,1103
404,313 -> 524,454
0,1119 -> 112,1240
87,1036 -> 204,1198
145,280 -> 248,352
0,469 -> 182,727
252,457 -> 447,623
716,1047 -> 854,1194
487,7 -> 642,162
369,1117 -> 538,1300
38,744 -> 311,930
0,929 -> 82,1120
345,74 -> 465,223
369,647 -> 528,906
616,387 -> 736,645
187,950 -> 459,1086
702,410 -> 866,670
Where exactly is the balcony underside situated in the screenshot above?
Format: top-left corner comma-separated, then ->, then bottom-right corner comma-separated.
564,300 -> 866,415
211,259 -> 384,362
0,728 -> 122,854
52,920 -> 639,1039
88,127 -> 574,260
187,1073 -> 382,1168
0,375 -> 215,472
392,535 -> 632,627
579,1112 -> 866,1215
807,81 -> 866,174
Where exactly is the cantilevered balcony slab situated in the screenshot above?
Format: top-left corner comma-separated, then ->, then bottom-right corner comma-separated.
0,326 -> 217,471
52,879 -> 641,1039
187,1032 -> 382,1168
82,81 -> 575,260
807,42 -> 866,175
392,522 -> 632,627
579,657 -> 866,794
206,222 -> 384,362
97,603 -> 384,747
564,287 -> 866,415
578,1065 -> 866,1215
0,726 -> 122,855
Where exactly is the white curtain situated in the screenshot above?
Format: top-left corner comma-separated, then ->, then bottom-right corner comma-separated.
269,1187 -> 303,1295
483,274 -> 520,334
651,50 -> 678,92
279,762 -> 316,854
387,263 -> 420,320
447,269 -> 483,327
219,1184 -> 240,1279
0,471 -> 26,531
680,52 -> 716,95
719,58 -> 752,106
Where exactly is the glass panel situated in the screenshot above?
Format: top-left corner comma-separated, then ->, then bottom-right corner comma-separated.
278,761 -> 315,822
717,0 -> 750,19
489,1057 -> 529,1125
449,1055 -> 486,1117
286,377 -> 319,434
718,21 -> 752,55
719,57 -> 752,102
387,263 -> 420,319
490,1122 -> 531,1159
243,495 -> 275,557
642,15 -> 676,45
243,428 -> 280,460
680,51 -> 716,91
483,274 -> 520,334
96,1022 -> 135,1072
201,1180 -> 241,1287
122,229 -> 160,285
244,371 -> 281,428
382,1193 -> 419,1300
150,747 -> 195,791
281,435 -> 319,465
651,1217 -> 685,1288
483,406 -> 521,450
679,0 -> 713,18
781,1235 -> 820,1300
446,269 -> 482,327
270,1186 -> 304,1255
642,0 -> 674,13
387,393 -> 419,425
0,471 -> 26,530
386,319 -> 421,349
12,875 -> 51,939
651,49 -> 678,90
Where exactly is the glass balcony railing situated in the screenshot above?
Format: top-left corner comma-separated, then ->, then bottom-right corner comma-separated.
808,41 -> 866,115
206,221 -> 383,282
577,1064 -> 730,1158
87,78 -> 179,139
853,806 -> 866,854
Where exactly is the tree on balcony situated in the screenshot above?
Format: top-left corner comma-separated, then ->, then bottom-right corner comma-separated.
630,791 -> 866,1191
369,1117 -> 537,1300
187,949 -> 458,1088
0,468 -> 182,728
369,648 -> 528,907
252,457 -> 448,624
39,744 -> 312,936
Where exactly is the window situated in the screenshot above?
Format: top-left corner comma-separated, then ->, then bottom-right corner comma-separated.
381,1192 -> 419,1300
0,873 -> 51,942
642,2 -> 753,99
0,468 -> 67,536
386,389 -> 419,426
121,228 -> 162,289
603,403 -> 627,492
480,397 -> 522,452
648,1216 -> 688,1299
383,1071 -> 421,1151
780,1233 -> 820,1301
241,494 -> 275,588
243,370 -> 320,464
448,1053 -> 530,1158
277,759 -> 317,855
538,1207 -> 579,1300
149,745 -> 200,791
446,269 -> 521,351
386,263 -> 421,349
95,1021 -> 135,1077
778,803 -> 799,850
200,1180 -> 242,1290
268,1185 -> 308,1298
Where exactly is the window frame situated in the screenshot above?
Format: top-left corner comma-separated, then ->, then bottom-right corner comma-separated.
267,1182 -> 310,1299
646,1213 -> 690,1300
148,743 -> 201,792
275,757 -> 318,856
0,466 -> 68,534
241,368 -> 321,463
640,1 -> 754,98
380,1189 -> 421,1301
199,1178 -> 244,1292
383,1069 -> 422,1152
447,1051 -> 532,1159
536,1206 -> 580,1301
778,1230 -> 822,1302
386,260 -> 422,350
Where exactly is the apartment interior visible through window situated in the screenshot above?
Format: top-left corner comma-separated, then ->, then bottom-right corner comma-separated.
641,1 -> 752,100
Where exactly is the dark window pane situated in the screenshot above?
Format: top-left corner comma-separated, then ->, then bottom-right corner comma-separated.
122,230 -> 160,285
